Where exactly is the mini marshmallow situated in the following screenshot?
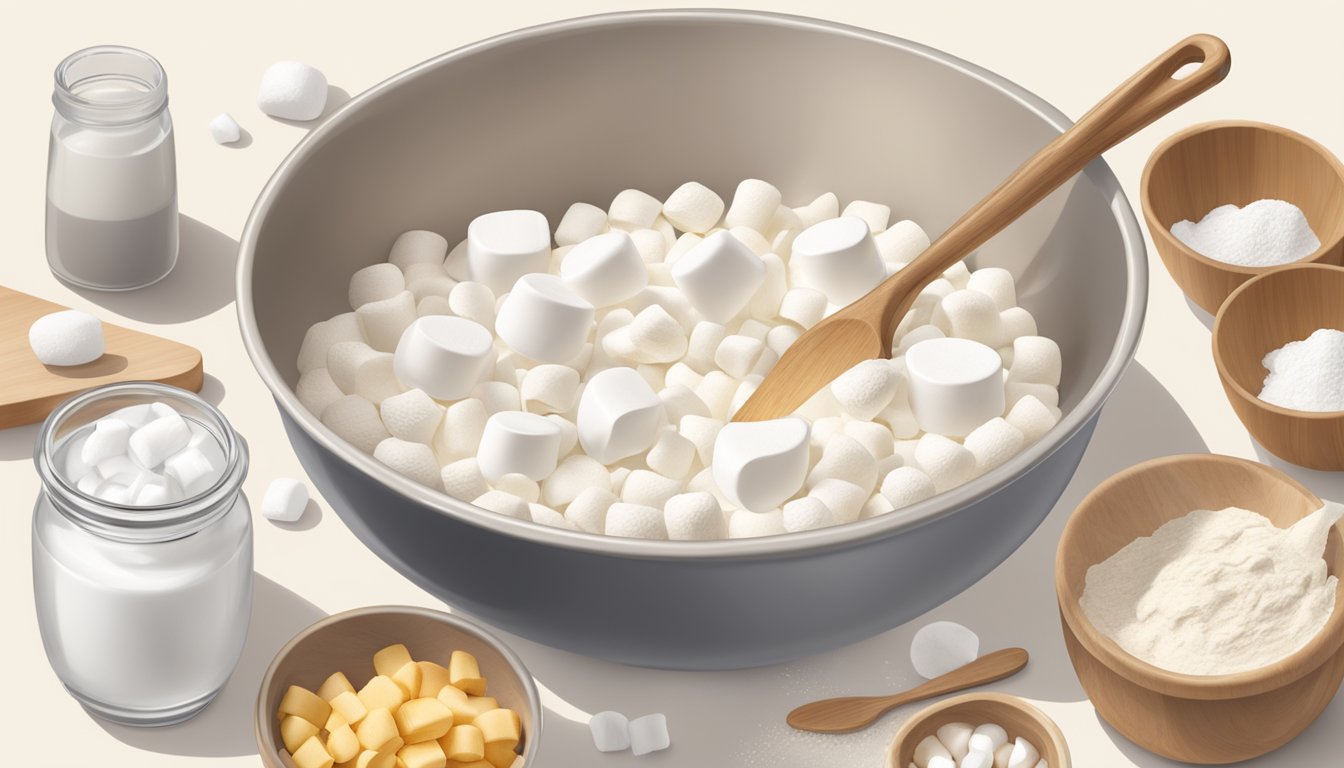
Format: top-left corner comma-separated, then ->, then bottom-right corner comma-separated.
165,444 -> 222,497
1005,395 -> 1059,444
896,323 -> 945,356
476,411 -> 562,482
257,61 -> 327,121
496,274 -> 594,363
712,418 -> 810,512
793,191 -> 840,229
671,231 -> 765,322
472,490 -> 532,520
1006,382 -> 1060,412
694,371 -> 739,421
546,414 -> 579,456
665,232 -> 703,266
842,200 -> 891,233
782,496 -> 835,532
297,313 -> 363,373
624,305 -> 688,364
605,502 -> 668,539
778,287 -> 827,329
622,469 -> 683,508
82,417 -> 131,466
626,285 -> 696,331
261,478 -> 309,522
588,710 -> 631,753
664,361 -> 704,392
807,434 -> 879,493
374,437 -> 442,489
628,713 -> 670,756
388,229 -> 449,272
653,215 -> 677,247
724,178 -> 782,232
766,324 -> 802,356
844,420 -> 895,459
937,722 -> 975,761
807,478 -> 867,524
1006,336 -> 1061,387
636,363 -> 665,392
357,290 -> 417,352
559,231 -> 647,307
662,181 -> 724,234
578,367 -> 664,464
474,381 -> 522,415
380,389 -> 443,444
440,458 -> 489,500
208,112 -> 241,144
914,434 -> 976,493
942,261 -> 973,289
629,228 -> 667,263
881,466 -> 938,510
647,428 -> 696,479
658,386 -> 711,426
393,316 -> 494,401
435,398 -> 487,461
608,189 -> 663,231
542,454 -> 610,508
322,395 -> 390,453
328,341 -> 401,403
874,220 -> 930,266
663,491 -> 726,540
466,209 -> 551,294
969,724 -> 1008,754
911,620 -> 980,679
861,492 -> 896,519
444,238 -> 471,281
128,409 -> 191,469
714,334 -> 765,379
97,455 -> 143,486
998,307 -> 1038,345
767,204 -> 803,239
791,216 -> 886,305
935,289 -> 1002,346
749,253 -> 788,321
728,226 -> 771,257
566,487 -> 618,533
348,264 -> 406,310
685,321 -> 727,372
914,735 -> 953,767
831,359 -> 899,421
448,281 -> 497,328
679,414 -> 724,466
906,337 -> 1005,438
728,377 -> 760,420
496,472 -> 541,503
966,267 -> 1016,311
528,503 -> 572,529
555,202 -> 608,246
29,310 -> 104,366
728,508 -> 786,538
963,417 -> 1026,475
520,365 -> 580,415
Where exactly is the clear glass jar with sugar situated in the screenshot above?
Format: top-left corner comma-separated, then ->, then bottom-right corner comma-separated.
31,383 -> 251,726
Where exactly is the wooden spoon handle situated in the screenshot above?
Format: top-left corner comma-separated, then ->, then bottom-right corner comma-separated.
870,34 -> 1230,341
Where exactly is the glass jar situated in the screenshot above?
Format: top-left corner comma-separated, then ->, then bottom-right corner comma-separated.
32,383 -> 251,726
46,45 -> 178,290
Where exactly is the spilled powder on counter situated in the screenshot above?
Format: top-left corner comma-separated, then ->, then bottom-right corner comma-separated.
1080,502 -> 1342,675
1259,328 -> 1344,412
1171,199 -> 1319,267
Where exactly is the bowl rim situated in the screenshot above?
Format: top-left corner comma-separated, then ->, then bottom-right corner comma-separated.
1140,119 -> 1344,277
883,691 -> 1070,768
1055,453 -> 1344,699
1212,262 -> 1344,420
235,8 -> 1148,561
253,605 -> 543,762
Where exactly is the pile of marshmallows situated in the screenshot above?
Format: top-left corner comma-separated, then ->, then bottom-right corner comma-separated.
296,179 -> 1062,540
911,723 -> 1046,768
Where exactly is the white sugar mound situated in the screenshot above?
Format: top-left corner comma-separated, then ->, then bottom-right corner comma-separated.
1260,328 -> 1344,412
1171,199 -> 1319,267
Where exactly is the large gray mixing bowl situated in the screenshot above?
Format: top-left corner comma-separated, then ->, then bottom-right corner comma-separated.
237,10 -> 1145,669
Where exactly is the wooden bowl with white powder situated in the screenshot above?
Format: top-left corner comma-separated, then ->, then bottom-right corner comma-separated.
1141,120 -> 1344,315
1055,454 -> 1344,764
1213,263 -> 1344,469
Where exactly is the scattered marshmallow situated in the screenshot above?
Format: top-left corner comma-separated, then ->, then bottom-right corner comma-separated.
466,209 -> 551,294
578,367 -> 664,464
724,179 -> 782,232
589,711 -> 630,753
29,310 -> 104,366
208,112 -> 242,144
496,274 -> 594,363
906,337 -> 1004,438
379,389 -> 443,444
628,713 -> 671,756
374,437 -> 442,488
662,181 -> 724,233
608,189 -> 663,231
670,231 -> 765,322
712,418 -> 810,512
555,202 -> 608,246
560,231 -> 647,307
880,466 -> 938,510
477,411 -> 562,482
911,620 -> 980,679
605,502 -> 668,539
261,478 -> 309,522
664,491 -> 726,540
257,61 -> 328,121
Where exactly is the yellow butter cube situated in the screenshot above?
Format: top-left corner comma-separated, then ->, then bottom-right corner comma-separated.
318,671 -> 357,701
331,690 -> 369,727
395,697 -> 454,743
440,724 -> 484,762
358,675 -> 407,713
483,742 -> 518,768
397,740 -> 447,768
281,715 -> 321,754
448,651 -> 486,696
473,709 -> 520,747
328,723 -> 361,763
293,735 -> 336,768
374,643 -> 416,678
357,708 -> 404,753
417,661 -> 452,698
354,749 -> 398,768
392,661 -> 423,699
279,685 -> 333,727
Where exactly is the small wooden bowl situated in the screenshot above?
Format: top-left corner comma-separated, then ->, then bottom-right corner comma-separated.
1056,454 -> 1344,764
884,692 -> 1070,768
1141,120 -> 1344,314
1213,263 -> 1344,469
255,606 -> 542,768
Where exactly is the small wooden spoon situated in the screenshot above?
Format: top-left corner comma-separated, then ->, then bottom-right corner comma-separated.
733,34 -> 1230,422
786,647 -> 1029,733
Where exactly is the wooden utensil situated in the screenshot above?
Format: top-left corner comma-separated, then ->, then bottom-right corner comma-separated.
0,286 -> 202,429
733,34 -> 1230,422
1143,121 -> 1344,315
785,647 -> 1028,733
1055,454 -> 1344,763
884,691 -> 1071,768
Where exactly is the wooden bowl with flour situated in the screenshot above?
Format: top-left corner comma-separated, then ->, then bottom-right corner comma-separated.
1055,454 -> 1344,764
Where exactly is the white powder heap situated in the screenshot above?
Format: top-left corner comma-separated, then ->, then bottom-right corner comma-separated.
1171,199 -> 1320,267
1080,503 -> 1341,675
1259,328 -> 1344,412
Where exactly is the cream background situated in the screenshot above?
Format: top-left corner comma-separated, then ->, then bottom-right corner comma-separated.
3,1 -> 1343,765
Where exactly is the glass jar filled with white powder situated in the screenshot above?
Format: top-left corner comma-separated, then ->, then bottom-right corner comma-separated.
46,46 -> 178,290
31,383 -> 251,726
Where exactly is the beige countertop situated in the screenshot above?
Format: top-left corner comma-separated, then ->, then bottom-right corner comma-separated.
4,1 -> 1343,765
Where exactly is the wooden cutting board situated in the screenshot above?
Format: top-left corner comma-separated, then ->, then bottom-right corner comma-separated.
0,286 -> 203,429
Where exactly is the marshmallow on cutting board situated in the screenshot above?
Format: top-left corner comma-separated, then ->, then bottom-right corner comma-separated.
712,418 -> 810,513
905,337 -> 1005,438
393,316 -> 494,401
29,310 -> 104,366
466,209 -> 551,294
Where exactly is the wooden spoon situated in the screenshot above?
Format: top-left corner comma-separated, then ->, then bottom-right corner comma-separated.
733,35 -> 1230,422
786,647 -> 1030,733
